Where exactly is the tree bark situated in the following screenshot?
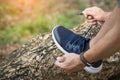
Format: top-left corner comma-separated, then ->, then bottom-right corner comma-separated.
0,22 -> 120,80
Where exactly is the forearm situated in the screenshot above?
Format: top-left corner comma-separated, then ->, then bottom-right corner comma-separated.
84,26 -> 120,63
84,7 -> 120,63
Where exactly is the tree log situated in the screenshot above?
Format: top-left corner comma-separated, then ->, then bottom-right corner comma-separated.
0,22 -> 120,80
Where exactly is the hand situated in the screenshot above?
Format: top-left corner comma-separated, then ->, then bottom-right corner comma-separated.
82,6 -> 110,25
55,53 -> 85,73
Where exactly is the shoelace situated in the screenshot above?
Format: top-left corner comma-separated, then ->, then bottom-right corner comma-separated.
65,25 -> 93,54
65,36 -> 86,54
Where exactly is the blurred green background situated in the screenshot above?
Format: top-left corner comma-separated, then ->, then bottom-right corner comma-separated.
0,0 -> 116,46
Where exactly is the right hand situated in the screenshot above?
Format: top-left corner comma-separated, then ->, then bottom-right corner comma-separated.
82,6 -> 110,25
55,53 -> 85,73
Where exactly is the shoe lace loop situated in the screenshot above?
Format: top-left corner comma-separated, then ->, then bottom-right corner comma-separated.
65,36 -> 85,53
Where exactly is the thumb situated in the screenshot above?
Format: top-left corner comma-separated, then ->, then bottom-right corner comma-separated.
57,56 -> 65,63
87,15 -> 94,20
82,11 -> 87,18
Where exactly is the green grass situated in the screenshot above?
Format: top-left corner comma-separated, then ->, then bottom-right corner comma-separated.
0,0 -> 88,45
0,13 -> 85,45
54,12 -> 85,28
0,0 -> 87,45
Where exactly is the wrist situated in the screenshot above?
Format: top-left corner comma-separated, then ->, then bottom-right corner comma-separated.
83,50 -> 96,64
80,52 -> 93,67
79,59 -> 86,68
77,54 -> 85,67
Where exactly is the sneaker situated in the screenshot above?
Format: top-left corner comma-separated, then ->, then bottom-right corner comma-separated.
52,26 -> 103,73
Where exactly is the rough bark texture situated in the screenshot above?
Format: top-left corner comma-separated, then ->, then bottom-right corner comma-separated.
0,22 -> 120,80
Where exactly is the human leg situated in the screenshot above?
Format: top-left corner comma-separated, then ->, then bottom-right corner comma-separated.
90,8 -> 117,47
84,7 -> 120,62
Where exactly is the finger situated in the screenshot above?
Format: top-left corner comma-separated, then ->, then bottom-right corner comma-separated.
87,19 -> 95,23
87,20 -> 97,26
92,20 -> 97,25
97,21 -> 104,25
56,56 -> 65,63
55,60 -> 69,71
82,9 -> 93,17
82,11 -> 94,20
83,8 -> 94,16
87,19 -> 96,23
55,60 -> 63,68
82,11 -> 88,18
87,15 -> 94,20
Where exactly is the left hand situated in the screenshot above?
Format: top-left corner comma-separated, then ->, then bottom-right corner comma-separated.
82,6 -> 108,25
55,53 -> 85,73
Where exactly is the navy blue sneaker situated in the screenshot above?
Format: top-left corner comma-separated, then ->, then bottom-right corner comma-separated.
52,26 -> 103,73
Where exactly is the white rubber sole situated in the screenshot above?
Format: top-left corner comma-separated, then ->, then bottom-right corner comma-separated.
52,26 -> 103,73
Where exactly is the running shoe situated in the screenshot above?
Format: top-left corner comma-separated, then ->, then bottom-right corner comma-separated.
52,26 -> 103,73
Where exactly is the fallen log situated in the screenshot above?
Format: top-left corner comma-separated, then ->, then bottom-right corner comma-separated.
0,22 -> 120,80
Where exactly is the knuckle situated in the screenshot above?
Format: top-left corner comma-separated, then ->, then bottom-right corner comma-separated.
55,63 -> 60,67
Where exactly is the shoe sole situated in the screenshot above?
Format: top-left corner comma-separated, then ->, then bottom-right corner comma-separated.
52,26 -> 103,73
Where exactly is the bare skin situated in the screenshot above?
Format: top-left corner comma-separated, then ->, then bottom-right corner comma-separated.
82,6 -> 111,25
55,6 -> 120,73
84,7 -> 120,62
81,7 -> 113,47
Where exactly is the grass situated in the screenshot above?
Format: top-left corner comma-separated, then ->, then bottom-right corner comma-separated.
0,12 -> 85,45
54,12 -> 85,28
0,0 -> 88,45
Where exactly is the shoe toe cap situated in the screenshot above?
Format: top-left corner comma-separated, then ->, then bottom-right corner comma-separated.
53,26 -> 74,45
